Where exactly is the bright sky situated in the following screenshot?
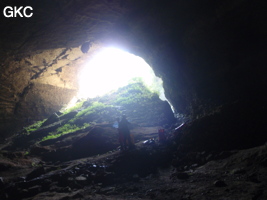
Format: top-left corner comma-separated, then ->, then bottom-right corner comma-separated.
78,47 -> 166,100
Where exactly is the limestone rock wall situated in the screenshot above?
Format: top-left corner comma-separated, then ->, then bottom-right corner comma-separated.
0,0 -> 266,136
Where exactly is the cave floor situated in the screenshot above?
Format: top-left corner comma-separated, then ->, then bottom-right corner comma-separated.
1,126 -> 267,200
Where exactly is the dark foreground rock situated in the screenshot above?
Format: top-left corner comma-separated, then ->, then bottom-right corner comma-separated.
1,139 -> 267,200
173,99 -> 267,152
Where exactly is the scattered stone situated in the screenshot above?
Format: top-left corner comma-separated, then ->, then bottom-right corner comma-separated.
0,177 -> 4,187
191,163 -> 198,168
145,174 -> 153,180
72,193 -> 84,199
230,168 -> 246,175
145,189 -> 158,197
247,173 -> 260,183
171,172 -> 189,180
59,186 -> 72,193
99,187 -> 116,194
206,154 -> 213,161
75,176 -> 87,181
26,167 -> 45,181
143,139 -> 155,145
259,157 -> 267,167
28,185 -> 42,195
215,151 -> 233,160
132,174 -> 139,181
213,180 -> 227,187
0,160 -> 13,171
164,188 -> 177,194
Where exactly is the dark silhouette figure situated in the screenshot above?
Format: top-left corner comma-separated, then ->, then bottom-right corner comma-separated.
119,115 -> 133,150
116,117 -> 124,150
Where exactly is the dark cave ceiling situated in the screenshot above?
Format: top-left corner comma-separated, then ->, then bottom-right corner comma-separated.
0,0 -> 266,135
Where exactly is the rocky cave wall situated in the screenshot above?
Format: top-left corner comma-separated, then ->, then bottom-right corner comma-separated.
0,0 -> 266,137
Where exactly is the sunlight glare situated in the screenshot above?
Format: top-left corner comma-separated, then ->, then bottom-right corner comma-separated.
78,47 -> 166,100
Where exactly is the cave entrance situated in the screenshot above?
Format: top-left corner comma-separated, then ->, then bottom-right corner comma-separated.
61,47 -> 175,128
77,47 -> 167,101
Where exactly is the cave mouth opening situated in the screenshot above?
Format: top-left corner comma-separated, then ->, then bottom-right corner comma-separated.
65,47 -> 169,110
78,47 -> 166,100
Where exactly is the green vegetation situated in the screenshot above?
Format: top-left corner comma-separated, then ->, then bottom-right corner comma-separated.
76,101 -> 108,118
31,161 -> 42,167
56,124 -> 82,134
41,123 -> 90,142
62,99 -> 86,115
114,82 -> 158,106
41,101 -> 115,142
24,119 -> 46,134
68,101 -> 116,124
24,81 -> 162,143
128,77 -> 163,97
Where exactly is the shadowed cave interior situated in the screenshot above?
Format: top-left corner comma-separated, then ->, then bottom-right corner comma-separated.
0,0 -> 267,199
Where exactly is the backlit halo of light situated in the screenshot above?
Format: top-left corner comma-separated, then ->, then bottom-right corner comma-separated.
77,47 -> 166,100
